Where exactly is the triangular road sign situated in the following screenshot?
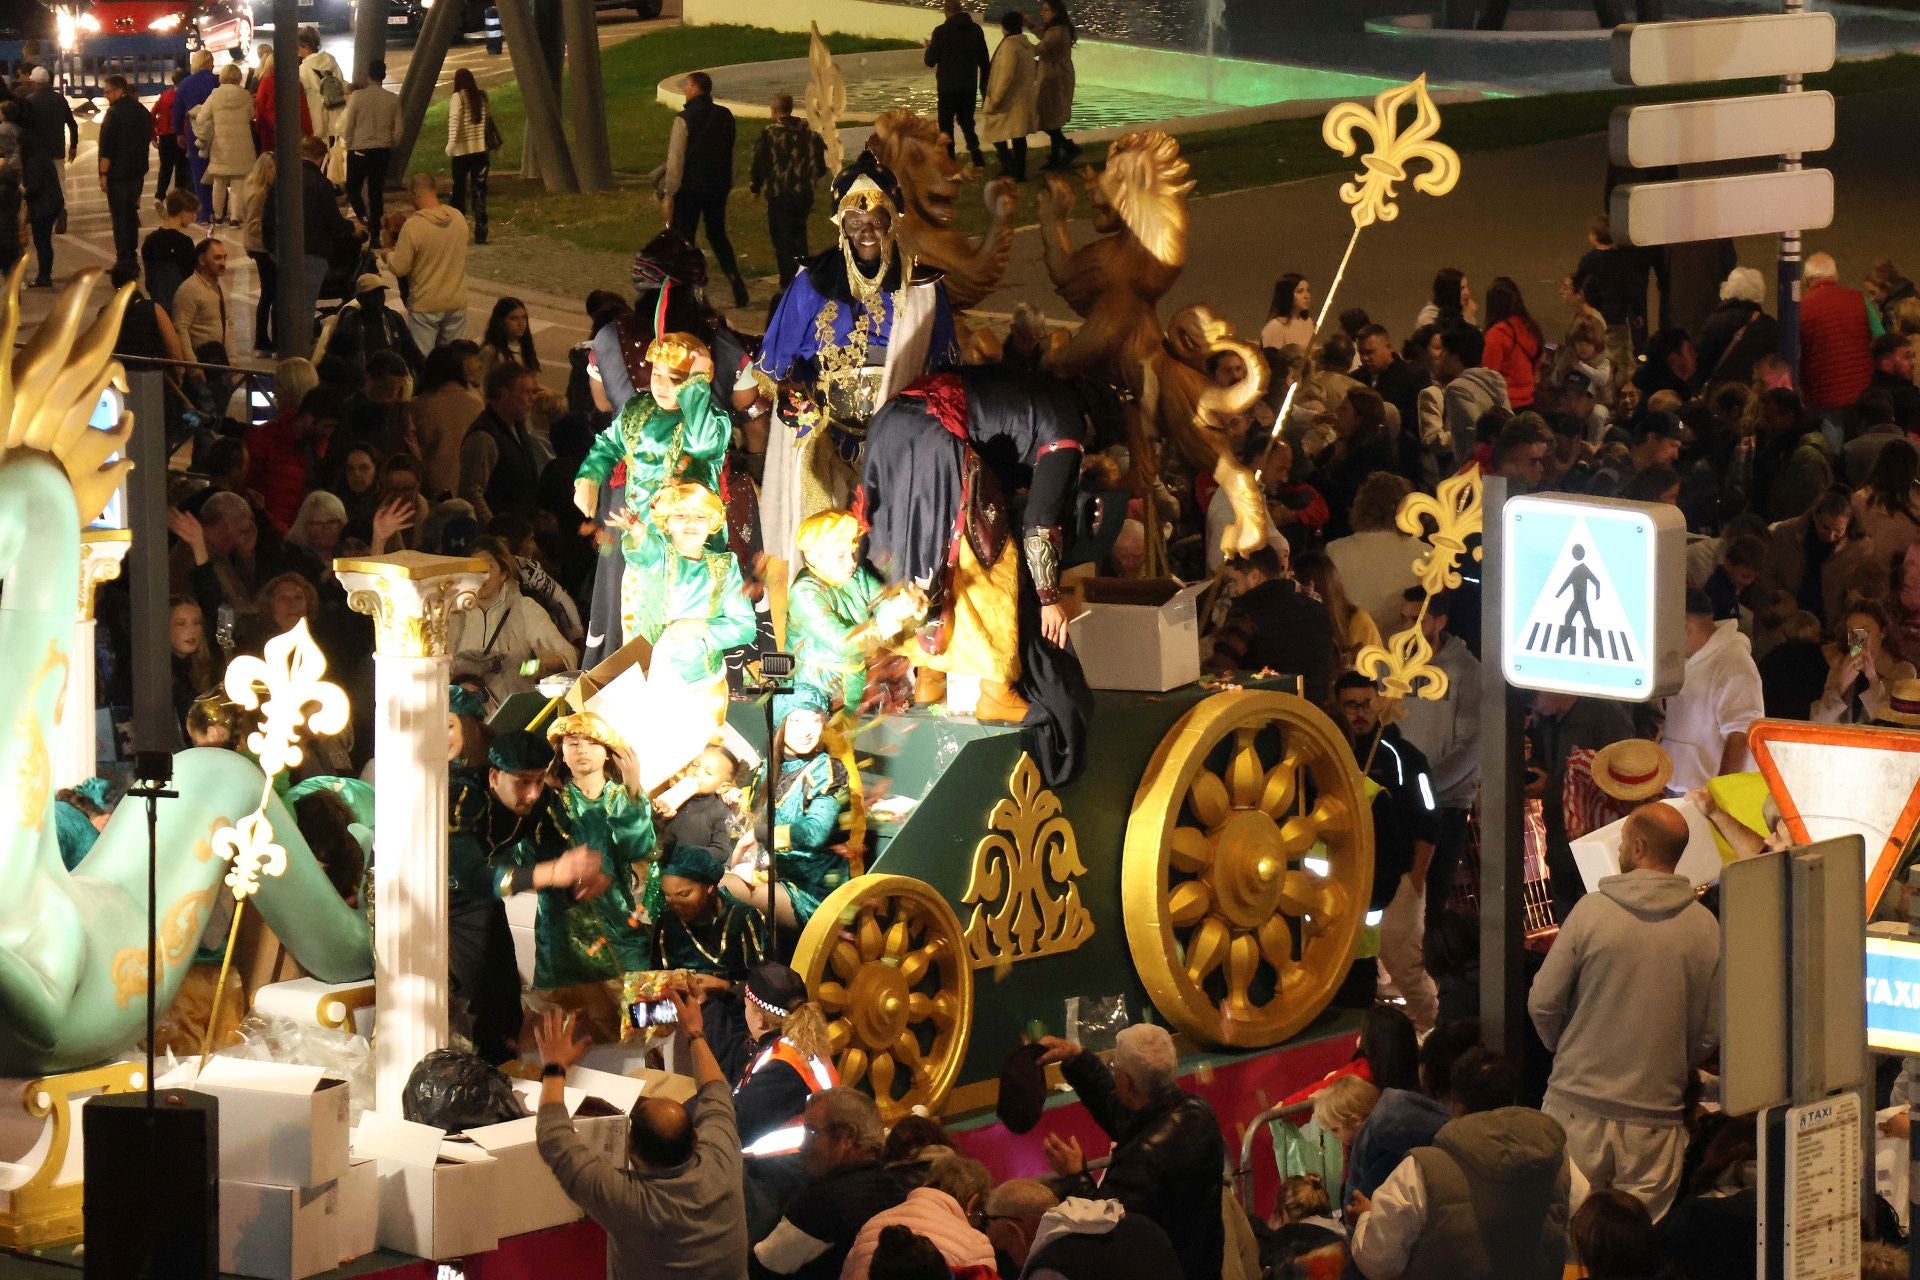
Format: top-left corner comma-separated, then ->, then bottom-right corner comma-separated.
1749,719 -> 1920,911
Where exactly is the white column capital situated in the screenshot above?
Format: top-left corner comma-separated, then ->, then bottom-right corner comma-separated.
335,551 -> 488,659
78,529 -> 131,622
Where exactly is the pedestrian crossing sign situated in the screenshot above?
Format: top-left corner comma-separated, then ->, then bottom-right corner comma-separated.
1500,493 -> 1685,701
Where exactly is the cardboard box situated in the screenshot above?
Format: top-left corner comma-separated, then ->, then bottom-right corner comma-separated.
458,1096 -> 628,1240
219,1177 -> 342,1280
567,634 -> 653,711
336,1158 -> 378,1263
354,1111 -> 501,1261
195,1059 -> 351,1189
1068,578 -> 1207,692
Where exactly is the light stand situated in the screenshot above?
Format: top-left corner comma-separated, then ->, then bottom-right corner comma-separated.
754,653 -> 795,959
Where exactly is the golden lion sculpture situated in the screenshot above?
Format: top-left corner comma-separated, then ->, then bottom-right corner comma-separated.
868,110 -> 1016,312
1038,132 -> 1270,559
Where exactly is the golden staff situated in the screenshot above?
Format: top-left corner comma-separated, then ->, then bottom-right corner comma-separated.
1354,469 -> 1484,771
1263,75 -> 1463,474
199,620 -> 350,1067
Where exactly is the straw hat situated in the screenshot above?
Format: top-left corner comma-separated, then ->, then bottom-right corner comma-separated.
1590,738 -> 1674,802
1880,678 -> 1920,728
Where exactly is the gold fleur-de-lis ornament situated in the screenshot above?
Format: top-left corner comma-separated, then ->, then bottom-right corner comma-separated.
211,810 -> 287,900
1396,468 -> 1485,596
223,620 -> 351,781
1322,75 -> 1462,229
1355,624 -> 1450,703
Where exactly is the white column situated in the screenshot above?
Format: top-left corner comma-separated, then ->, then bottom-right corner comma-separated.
336,550 -> 486,1117
56,531 -> 131,789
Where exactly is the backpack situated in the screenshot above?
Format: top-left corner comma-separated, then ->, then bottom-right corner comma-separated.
318,66 -> 346,112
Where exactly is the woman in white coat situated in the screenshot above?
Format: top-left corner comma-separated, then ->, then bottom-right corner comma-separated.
978,11 -> 1037,182
195,65 -> 257,226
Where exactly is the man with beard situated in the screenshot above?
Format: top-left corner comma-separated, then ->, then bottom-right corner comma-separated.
756,152 -> 958,570
447,730 -> 608,1063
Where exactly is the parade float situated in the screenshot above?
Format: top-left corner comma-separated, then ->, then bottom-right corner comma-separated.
0,77 -> 1503,1277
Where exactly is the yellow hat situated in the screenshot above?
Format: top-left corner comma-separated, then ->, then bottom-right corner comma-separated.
650,481 -> 727,534
645,331 -> 707,381
794,510 -> 864,556
546,710 -> 628,754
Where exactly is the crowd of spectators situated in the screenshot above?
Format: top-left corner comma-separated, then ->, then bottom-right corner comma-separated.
35,36 -> 1920,1280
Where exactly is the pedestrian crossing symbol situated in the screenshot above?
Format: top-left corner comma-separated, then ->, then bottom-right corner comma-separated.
1501,493 -> 1685,701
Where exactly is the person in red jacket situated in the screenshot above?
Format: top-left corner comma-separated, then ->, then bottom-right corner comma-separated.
1800,251 -> 1881,418
152,69 -> 188,202
1482,275 -> 1545,409
245,386 -> 344,532
253,50 -> 314,154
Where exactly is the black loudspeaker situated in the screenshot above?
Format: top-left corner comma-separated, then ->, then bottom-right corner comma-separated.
83,1090 -> 219,1279
122,370 -> 175,771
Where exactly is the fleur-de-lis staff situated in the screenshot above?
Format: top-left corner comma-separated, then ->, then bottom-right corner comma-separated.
199,620 -> 350,1066
1352,469 -> 1484,772
805,22 -> 847,177
1265,76 -> 1463,466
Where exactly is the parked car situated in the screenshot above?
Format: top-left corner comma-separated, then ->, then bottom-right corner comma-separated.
190,0 -> 251,54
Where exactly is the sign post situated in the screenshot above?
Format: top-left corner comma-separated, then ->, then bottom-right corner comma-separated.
1722,836 -> 1867,1280
1480,490 -> 1683,1059
1607,9 -> 1839,373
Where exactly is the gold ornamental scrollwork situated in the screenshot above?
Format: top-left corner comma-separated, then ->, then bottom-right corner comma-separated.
76,529 -> 130,620
961,753 -> 1095,969
334,551 -> 488,658
109,886 -> 217,1006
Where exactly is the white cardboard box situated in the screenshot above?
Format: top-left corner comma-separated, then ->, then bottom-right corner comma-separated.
1068,578 -> 1207,692
195,1059 -> 351,1189
219,1177 -> 342,1280
458,1097 -> 628,1240
337,1158 -> 378,1263
353,1111 -> 502,1261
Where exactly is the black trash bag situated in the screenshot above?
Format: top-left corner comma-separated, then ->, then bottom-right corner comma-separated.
400,1049 -> 526,1132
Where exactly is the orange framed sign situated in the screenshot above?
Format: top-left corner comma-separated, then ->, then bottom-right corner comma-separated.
1747,719 -> 1920,912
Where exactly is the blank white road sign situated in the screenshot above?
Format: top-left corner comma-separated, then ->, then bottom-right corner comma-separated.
1610,91 -> 1835,168
1611,12 -> 1836,86
1612,168 -> 1834,248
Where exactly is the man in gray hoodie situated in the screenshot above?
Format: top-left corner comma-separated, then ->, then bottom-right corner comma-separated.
1527,802 -> 1720,1220
1436,324 -> 1512,452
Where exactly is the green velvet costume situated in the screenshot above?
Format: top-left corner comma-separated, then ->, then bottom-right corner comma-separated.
555,779 -> 658,981
650,886 -> 764,978
787,565 -> 882,710
772,751 -> 852,926
620,545 -> 758,687
576,376 -> 734,650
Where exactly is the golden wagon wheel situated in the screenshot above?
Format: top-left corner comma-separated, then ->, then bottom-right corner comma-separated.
1123,690 -> 1374,1048
791,873 -> 974,1122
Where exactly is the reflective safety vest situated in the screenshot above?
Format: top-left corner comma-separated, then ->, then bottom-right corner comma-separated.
736,1038 -> 840,1157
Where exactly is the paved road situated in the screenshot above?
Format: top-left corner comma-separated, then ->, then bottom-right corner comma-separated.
981,82 -> 1920,350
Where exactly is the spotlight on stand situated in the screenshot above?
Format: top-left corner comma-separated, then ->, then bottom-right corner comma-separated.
752,653 -> 795,957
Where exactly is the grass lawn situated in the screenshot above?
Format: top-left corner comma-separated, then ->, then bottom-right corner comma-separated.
440,25 -> 1920,286
414,24 -> 911,275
